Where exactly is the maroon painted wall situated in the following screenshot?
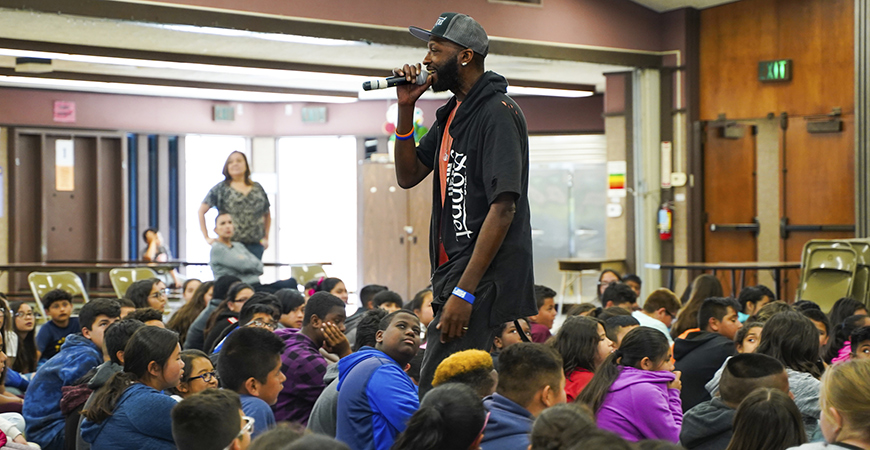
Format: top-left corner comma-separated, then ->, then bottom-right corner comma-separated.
148,0 -> 668,52
0,88 -> 603,136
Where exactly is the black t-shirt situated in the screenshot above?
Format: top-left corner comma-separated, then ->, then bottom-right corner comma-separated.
415,71 -> 536,327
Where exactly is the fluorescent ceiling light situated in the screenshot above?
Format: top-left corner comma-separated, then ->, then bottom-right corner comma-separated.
0,75 -> 358,103
507,86 -> 595,98
0,49 -> 369,88
152,24 -> 368,47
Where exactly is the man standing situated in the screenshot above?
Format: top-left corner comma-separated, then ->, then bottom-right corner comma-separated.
394,12 -> 535,395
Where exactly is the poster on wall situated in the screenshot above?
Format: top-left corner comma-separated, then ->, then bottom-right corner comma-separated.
55,139 -> 74,191
53,101 -> 76,123
607,161 -> 627,198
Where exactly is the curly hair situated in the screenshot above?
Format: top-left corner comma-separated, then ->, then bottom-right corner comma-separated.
432,349 -> 495,398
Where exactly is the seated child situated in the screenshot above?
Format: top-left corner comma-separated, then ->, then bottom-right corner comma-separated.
622,274 -> 642,298
123,308 -> 165,328
735,286 -> 772,322
674,297 -> 742,412
734,322 -> 763,354
117,298 -> 136,319
825,314 -> 870,364
167,349 -> 218,401
124,278 -> 167,312
577,327 -> 682,443
800,308 -> 830,349
217,327 -> 286,439
211,300 -> 281,354
275,289 -> 306,330
81,326 -> 183,449
680,353 -> 789,450
274,292 -> 349,425
335,311 -> 421,450
480,342 -> 565,450
529,286 -> 557,343
249,423 -> 305,450
550,316 -> 613,401
432,349 -> 497,398
308,308 -> 386,438
632,289 -> 681,345
10,302 -> 38,375
372,291 -> 403,314
23,298 -> 120,450
172,389 -> 252,450
528,403 -> 596,450
391,383 -> 486,450
69,318 -> 146,450
403,288 -> 434,328
491,318 -> 531,370
849,326 -> 870,360
37,289 -> 80,364
725,388 -> 806,449
601,283 -> 638,312
603,315 -> 639,349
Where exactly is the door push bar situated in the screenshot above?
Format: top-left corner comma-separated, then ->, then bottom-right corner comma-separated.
780,217 -> 855,240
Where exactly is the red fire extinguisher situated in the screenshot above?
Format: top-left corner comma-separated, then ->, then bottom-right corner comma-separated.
658,204 -> 673,241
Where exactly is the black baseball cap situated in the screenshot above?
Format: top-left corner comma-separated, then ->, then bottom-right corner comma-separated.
409,12 -> 489,57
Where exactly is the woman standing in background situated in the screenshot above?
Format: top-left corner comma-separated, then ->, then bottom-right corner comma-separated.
198,151 -> 271,260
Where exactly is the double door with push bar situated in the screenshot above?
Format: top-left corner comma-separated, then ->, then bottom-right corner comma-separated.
702,113 -> 854,301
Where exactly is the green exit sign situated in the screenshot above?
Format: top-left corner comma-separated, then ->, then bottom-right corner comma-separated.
759,59 -> 792,82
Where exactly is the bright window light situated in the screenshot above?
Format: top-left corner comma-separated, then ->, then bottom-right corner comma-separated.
152,24 -> 368,47
0,75 -> 358,103
507,86 -> 595,98
184,136 -> 250,281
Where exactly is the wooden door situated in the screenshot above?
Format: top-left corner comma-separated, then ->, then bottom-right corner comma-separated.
703,123 -> 758,296
781,116 -> 855,301
406,174 -> 432,296
361,163 -> 409,299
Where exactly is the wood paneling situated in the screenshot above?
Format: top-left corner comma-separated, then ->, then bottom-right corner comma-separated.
703,124 -> 758,296
8,129 -> 125,292
362,163 -> 409,298
406,174 -> 432,295
700,0 -> 854,120
781,116 -> 855,300
361,163 -> 433,301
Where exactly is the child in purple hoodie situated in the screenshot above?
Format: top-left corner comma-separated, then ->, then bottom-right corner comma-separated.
576,326 -> 682,442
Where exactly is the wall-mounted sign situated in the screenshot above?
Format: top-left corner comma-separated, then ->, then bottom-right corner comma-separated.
758,59 -> 792,82
213,105 -> 235,121
607,161 -> 626,198
302,106 -> 328,124
53,101 -> 76,123
55,139 -> 74,191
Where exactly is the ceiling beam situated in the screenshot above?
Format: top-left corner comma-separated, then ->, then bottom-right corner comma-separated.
0,0 -> 662,68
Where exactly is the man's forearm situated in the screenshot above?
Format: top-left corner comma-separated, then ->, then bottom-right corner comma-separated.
455,194 -> 517,294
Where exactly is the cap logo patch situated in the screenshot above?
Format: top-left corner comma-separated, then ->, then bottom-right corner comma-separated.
435,16 -> 447,26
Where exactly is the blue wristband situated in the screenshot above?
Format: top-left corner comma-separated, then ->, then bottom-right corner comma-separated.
452,287 -> 475,304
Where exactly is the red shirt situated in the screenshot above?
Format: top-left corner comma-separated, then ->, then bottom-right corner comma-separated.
565,368 -> 595,402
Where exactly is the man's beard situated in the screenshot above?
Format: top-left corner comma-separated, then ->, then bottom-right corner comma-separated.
431,56 -> 460,93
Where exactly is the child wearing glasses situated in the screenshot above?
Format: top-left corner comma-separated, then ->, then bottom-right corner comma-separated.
9,302 -> 38,374
124,278 -> 168,313
167,349 -> 218,401
81,326 -> 184,449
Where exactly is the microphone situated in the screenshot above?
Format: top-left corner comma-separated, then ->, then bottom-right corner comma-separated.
362,70 -> 429,91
